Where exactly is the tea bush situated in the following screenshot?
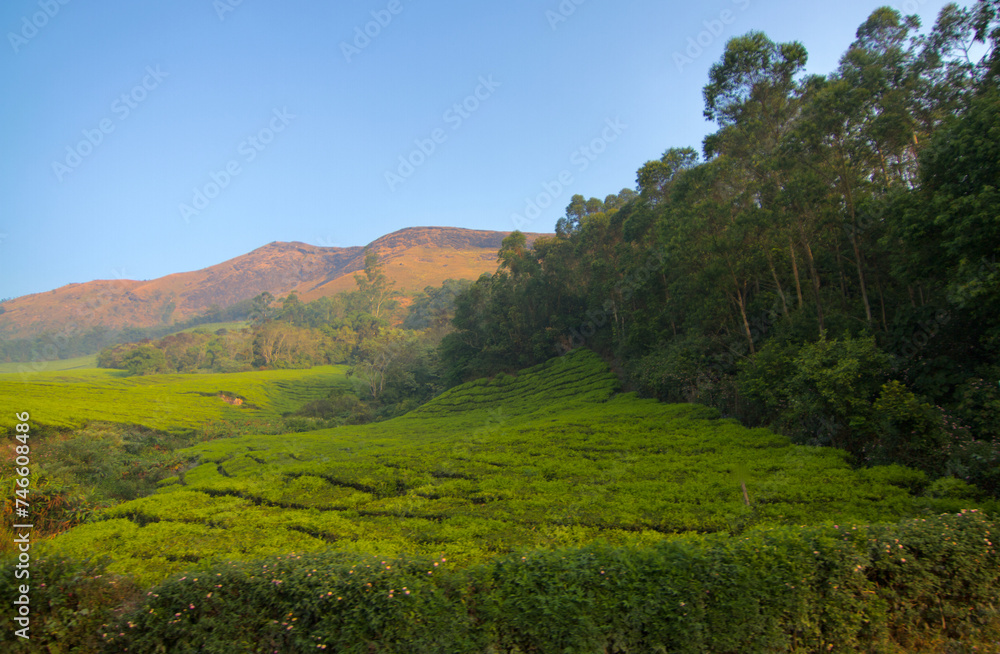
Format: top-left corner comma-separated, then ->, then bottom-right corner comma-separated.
37,350 -> 999,588
32,511 -> 989,653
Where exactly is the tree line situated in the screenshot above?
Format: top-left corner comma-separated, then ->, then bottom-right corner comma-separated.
0,300 -> 253,364
438,2 -> 1000,494
96,251 -> 471,422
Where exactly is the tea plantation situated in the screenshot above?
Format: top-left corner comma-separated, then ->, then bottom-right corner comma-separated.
0,365 -> 352,432
41,350 -> 988,583
4,350 -> 997,652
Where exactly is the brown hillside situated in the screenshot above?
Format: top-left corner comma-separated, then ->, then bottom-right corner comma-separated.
0,227 -> 549,341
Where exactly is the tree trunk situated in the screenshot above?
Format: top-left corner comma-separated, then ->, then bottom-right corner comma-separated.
789,237 -> 804,309
850,233 -> 873,324
801,237 -> 825,332
837,152 -> 873,325
877,273 -> 888,333
835,242 -> 849,311
768,252 -> 789,317
732,280 -> 756,355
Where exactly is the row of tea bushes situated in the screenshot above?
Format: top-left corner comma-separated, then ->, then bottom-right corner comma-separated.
3,511 -> 995,653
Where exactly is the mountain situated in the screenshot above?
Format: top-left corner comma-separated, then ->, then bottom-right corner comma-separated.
0,227 -> 549,340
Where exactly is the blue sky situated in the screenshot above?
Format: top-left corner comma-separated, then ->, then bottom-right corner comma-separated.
0,0 -> 956,300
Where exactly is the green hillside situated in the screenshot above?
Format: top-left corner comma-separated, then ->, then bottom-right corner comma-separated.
45,349 -> 959,586
175,320 -> 250,334
0,353 -> 97,373
0,365 -> 351,432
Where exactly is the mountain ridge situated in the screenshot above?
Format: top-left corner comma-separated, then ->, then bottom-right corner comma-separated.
0,226 -> 549,340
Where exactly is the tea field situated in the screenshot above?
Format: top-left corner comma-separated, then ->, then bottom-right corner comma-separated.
42,349 -> 980,586
0,365 -> 352,432
0,354 -> 97,374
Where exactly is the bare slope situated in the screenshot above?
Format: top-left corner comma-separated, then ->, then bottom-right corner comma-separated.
0,227 -> 549,339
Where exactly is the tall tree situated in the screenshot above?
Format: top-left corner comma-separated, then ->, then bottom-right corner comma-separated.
636,147 -> 699,205
250,291 -> 275,325
354,249 -> 400,320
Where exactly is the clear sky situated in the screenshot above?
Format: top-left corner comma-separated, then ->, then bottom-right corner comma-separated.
0,0 -> 956,300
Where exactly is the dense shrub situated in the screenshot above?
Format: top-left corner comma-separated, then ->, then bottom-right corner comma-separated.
738,334 -> 891,453
0,556 -> 142,653
10,512 -> 991,653
954,371 -> 1000,442
625,334 -> 741,416
98,552 -> 484,654
869,381 -> 947,473
484,515 -> 1000,653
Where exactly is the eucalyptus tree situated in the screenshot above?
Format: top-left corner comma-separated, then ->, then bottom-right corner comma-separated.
353,249 -> 400,320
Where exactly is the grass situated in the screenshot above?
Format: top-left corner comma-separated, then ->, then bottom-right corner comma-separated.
42,349 -> 990,586
0,365 -> 352,432
0,354 -> 97,374
0,322 -> 248,375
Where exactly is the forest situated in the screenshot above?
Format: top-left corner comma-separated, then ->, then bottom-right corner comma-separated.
437,3 -> 1000,497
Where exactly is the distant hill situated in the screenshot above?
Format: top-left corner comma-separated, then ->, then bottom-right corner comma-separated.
0,227 -> 549,340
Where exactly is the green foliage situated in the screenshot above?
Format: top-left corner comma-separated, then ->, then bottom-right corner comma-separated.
434,2 -> 1000,500
97,552 -> 481,653
293,392 -> 372,426
123,344 -> 168,375
403,278 -> 471,331
6,7 -> 1000,649
858,464 -> 929,495
0,305 -> 253,366
354,249 -> 400,320
739,334 -> 890,452
0,555 -> 142,652
249,291 -> 275,324
94,284 -> 449,377
21,512 -> 996,653
626,334 -> 741,413
905,86 -> 1000,323
954,371 -> 1000,442
40,349 -> 994,589
39,424 -> 186,504
871,381 -> 948,473
924,476 -> 980,500
864,510 -> 1000,648
0,365 -> 352,432
0,354 -> 97,373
